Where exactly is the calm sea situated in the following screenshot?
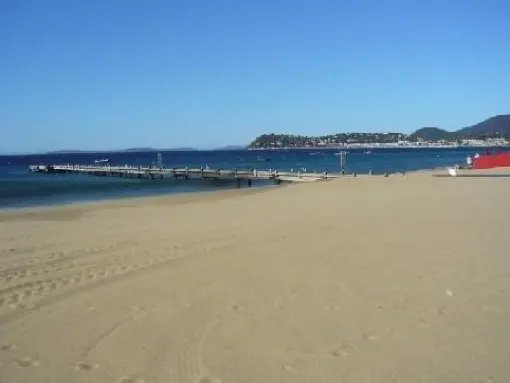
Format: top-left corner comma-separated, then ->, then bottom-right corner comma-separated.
0,148 -> 495,209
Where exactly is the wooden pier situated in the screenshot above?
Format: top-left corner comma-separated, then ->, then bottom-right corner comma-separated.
28,164 -> 339,184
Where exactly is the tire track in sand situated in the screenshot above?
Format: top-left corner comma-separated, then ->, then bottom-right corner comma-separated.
0,234 -> 243,326
0,243 -> 144,287
0,239 -> 140,276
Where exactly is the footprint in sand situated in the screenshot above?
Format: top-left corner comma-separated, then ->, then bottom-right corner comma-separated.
17,302 -> 36,310
331,344 -> 353,358
8,293 -> 21,305
117,376 -> 146,383
131,305 -> 147,312
75,361 -> 99,372
280,364 -> 298,374
14,357 -> 40,367
231,303 -> 244,311
363,332 -> 379,341
196,377 -> 215,383
1,344 -> 16,351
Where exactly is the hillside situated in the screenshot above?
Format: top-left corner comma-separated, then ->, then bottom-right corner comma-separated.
247,115 -> 510,148
407,127 -> 454,141
248,132 -> 406,149
456,115 -> 510,137
410,115 -> 510,141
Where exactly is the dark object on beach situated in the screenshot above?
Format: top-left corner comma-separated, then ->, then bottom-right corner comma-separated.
384,173 -> 389,177
353,173 -> 357,177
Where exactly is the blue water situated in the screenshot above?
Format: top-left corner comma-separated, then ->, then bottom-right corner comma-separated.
0,148 -> 501,208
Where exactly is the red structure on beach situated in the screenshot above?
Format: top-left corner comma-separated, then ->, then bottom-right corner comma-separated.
473,151 -> 510,170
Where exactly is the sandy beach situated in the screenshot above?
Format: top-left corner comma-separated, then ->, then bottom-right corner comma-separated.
0,170 -> 509,383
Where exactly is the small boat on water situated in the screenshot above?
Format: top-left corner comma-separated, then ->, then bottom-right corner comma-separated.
94,159 -> 110,164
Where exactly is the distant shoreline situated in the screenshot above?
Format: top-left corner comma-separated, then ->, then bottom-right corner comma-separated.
2,144 -> 510,156
247,144 -> 510,151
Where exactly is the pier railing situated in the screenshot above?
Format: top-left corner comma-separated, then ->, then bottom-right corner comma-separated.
29,164 -> 339,183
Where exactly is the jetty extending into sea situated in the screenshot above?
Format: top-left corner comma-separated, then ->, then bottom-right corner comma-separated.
28,164 -> 340,185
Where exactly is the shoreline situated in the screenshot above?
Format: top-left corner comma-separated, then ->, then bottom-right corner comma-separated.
0,183 -> 284,218
0,166 -> 448,213
247,144 -> 510,150
0,168 -> 437,214
0,167 -> 455,215
3,165 -> 508,215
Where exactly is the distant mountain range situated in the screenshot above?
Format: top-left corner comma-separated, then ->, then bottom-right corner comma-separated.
46,149 -> 90,154
46,147 -> 198,154
122,147 -> 197,152
409,115 -> 510,141
45,145 -> 247,154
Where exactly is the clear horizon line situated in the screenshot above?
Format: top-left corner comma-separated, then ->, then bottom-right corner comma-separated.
0,145 -> 248,156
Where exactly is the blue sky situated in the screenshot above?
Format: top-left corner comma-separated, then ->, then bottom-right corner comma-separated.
1,0 -> 509,153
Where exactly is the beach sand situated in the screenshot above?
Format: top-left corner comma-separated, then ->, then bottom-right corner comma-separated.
0,170 -> 509,382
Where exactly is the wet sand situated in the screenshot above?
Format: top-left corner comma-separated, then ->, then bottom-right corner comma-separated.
0,170 -> 509,383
